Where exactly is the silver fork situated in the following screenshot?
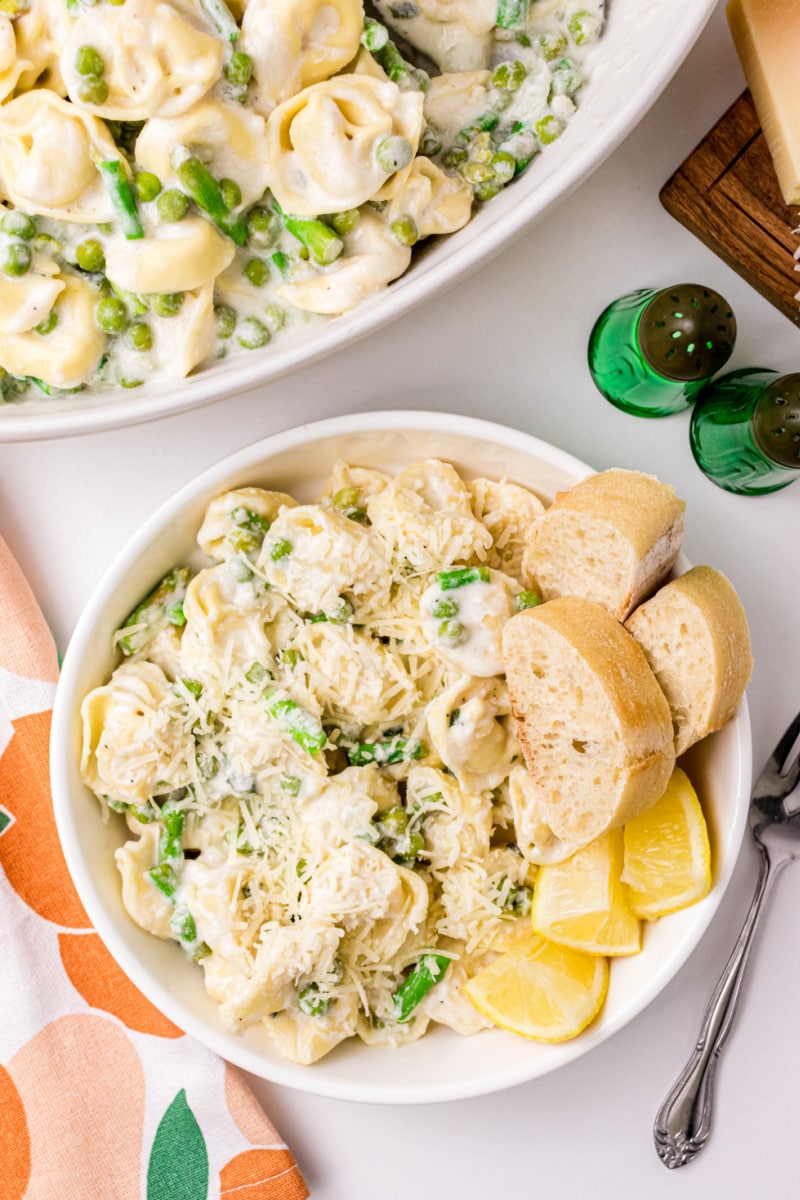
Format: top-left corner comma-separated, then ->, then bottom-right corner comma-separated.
654,708 -> 800,1169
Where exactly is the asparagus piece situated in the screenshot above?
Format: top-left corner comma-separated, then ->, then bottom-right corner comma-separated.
266,692 -> 326,754
117,567 -> 192,657
436,566 -> 490,591
96,159 -> 144,240
392,954 -> 450,1022
159,806 -> 186,863
170,147 -> 248,245
284,215 -> 343,266
199,0 -> 239,41
146,862 -> 178,900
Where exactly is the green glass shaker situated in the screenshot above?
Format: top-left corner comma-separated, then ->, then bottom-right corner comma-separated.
689,368 -> 800,495
588,284 -> 737,417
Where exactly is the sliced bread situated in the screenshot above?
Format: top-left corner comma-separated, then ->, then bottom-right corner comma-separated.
624,565 -> 753,756
522,468 -> 686,621
502,596 -> 676,864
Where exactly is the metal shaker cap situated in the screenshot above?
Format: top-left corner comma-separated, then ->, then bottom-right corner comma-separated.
637,284 -> 736,382
752,373 -> 800,469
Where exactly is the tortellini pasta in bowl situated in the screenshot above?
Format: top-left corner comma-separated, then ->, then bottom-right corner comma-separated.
74,450 -> 551,1068
0,0 -> 606,413
54,417 -> 749,1096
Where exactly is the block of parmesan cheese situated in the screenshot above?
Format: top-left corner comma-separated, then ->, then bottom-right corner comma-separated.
727,0 -> 800,206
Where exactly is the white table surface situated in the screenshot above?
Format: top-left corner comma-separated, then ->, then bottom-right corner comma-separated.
1,5 -> 797,1195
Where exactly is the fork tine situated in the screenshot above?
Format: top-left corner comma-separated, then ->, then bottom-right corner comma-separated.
766,709 -> 800,779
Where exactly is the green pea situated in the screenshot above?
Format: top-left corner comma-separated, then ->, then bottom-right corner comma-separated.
34,310 -> 58,335
119,377 -> 143,388
75,238 -> 105,272
330,598 -> 354,624
492,60 -> 527,91
237,316 -> 270,349
490,151 -> 516,184
75,45 -> 105,76
535,115 -> 563,145
247,207 -> 280,249
539,31 -> 567,59
134,171 -> 162,202
1,210 -> 35,240
270,538 -> 292,561
333,486 -> 360,509
2,242 -> 31,277
475,180 -> 502,202
390,215 -> 418,247
157,188 -> 189,222
330,209 -> 360,235
244,257 -> 269,287
126,321 -> 152,351
515,589 -> 541,611
33,232 -> 61,255
420,129 -> 442,157
264,304 -> 286,331
567,10 -> 600,45
149,292 -> 184,318
375,135 -> 413,174
220,178 -> 242,210
431,597 -> 459,620
78,76 -> 109,105
442,147 -> 468,169
550,58 -> 582,97
462,161 -> 495,186
439,619 -> 467,646
224,50 -> 253,89
95,297 -> 127,333
214,303 -> 236,339
380,807 -> 408,837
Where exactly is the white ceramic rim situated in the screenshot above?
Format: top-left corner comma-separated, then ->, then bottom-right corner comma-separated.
5,1 -> 718,444
51,410 -> 751,1102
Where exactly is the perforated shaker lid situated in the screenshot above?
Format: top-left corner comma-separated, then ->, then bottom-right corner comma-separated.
637,284 -> 736,382
752,373 -> 800,469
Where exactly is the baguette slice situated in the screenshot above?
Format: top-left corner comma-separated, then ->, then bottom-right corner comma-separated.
503,596 -> 675,865
625,566 -> 753,757
522,469 -> 686,621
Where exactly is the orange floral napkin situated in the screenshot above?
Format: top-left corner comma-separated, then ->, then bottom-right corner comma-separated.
0,535 -> 309,1200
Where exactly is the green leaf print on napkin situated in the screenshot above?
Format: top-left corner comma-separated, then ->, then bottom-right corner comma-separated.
147,1088 -> 209,1200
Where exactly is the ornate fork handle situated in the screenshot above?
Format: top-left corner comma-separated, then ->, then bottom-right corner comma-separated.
654,846 -> 779,1168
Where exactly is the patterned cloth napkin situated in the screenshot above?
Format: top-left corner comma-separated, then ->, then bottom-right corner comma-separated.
0,536 -> 309,1200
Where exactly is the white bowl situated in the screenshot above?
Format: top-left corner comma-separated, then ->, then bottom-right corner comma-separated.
5,0 -> 716,443
51,412 -> 751,1102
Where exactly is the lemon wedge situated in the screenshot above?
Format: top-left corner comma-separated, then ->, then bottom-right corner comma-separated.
621,765 -> 711,920
531,829 -> 642,956
464,931 -> 609,1042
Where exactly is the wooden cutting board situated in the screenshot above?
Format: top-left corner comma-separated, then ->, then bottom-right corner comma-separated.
660,90 -> 800,328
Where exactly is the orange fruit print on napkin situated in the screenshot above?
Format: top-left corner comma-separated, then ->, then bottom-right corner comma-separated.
0,535 -> 309,1200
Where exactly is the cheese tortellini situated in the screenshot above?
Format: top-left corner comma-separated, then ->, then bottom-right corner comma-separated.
0,90 -> 117,221
0,0 -> 603,400
241,0 -> 364,112
0,272 -> 107,388
61,0 -> 224,120
80,458 -> 557,1063
103,217 -> 235,294
266,75 -> 424,216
